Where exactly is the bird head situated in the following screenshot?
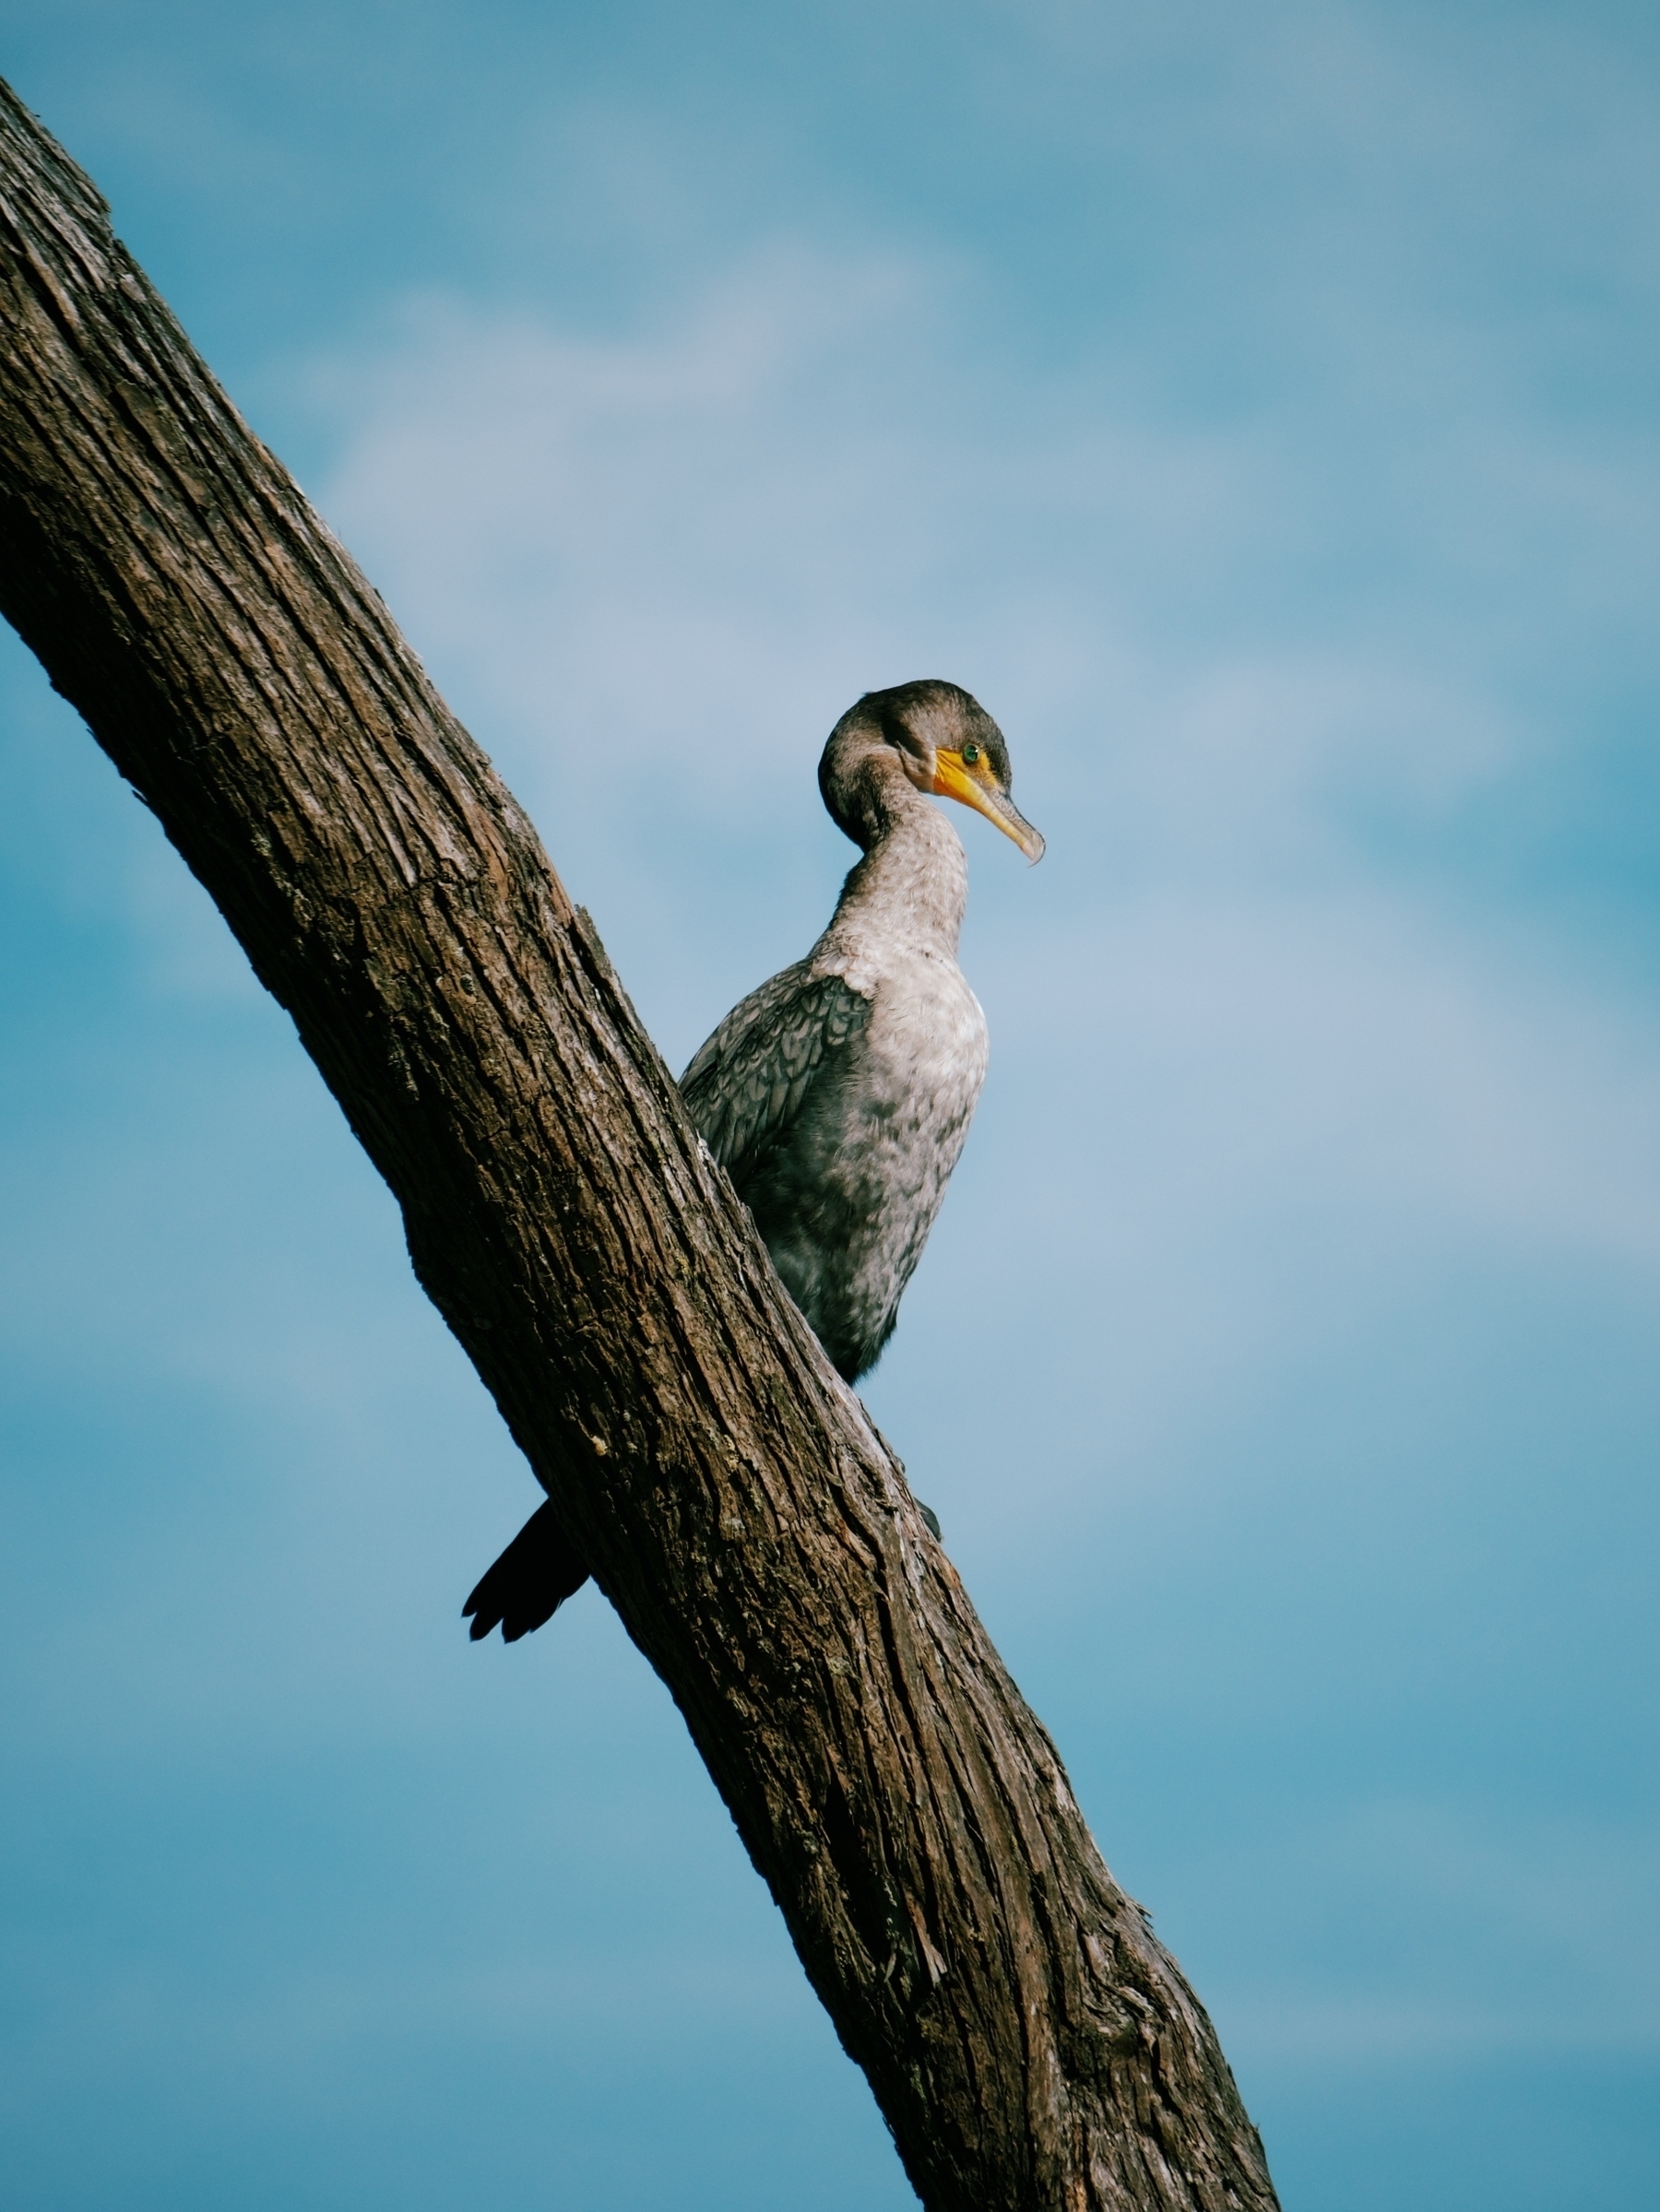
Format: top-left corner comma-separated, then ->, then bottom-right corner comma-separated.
843,679 -> 1045,863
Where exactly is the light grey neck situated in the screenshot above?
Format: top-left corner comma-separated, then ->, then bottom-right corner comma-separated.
818,762 -> 969,967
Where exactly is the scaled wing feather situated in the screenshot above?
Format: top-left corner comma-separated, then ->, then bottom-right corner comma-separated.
681,964 -> 872,1184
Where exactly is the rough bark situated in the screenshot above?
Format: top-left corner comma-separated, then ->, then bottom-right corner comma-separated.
0,79 -> 1278,2212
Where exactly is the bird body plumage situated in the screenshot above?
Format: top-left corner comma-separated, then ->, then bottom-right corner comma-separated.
463,679 -> 1039,1640
684,793 -> 988,1380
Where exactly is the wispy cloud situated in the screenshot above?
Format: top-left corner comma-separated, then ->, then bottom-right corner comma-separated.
307,236 -> 1660,1271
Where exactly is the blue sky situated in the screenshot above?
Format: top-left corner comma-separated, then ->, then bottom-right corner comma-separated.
1,4 -> 1657,2206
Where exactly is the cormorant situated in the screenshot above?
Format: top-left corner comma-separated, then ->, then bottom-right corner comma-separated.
464,679 -> 1043,1641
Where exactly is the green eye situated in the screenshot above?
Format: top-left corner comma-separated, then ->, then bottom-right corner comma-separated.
961,740 -> 980,766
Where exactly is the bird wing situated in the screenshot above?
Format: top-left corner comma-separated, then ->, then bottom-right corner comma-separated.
680,963 -> 872,1183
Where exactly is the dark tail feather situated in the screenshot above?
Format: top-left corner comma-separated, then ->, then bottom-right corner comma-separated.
463,1501 -> 590,1642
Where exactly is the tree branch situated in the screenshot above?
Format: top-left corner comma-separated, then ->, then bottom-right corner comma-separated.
0,79 -> 1277,2212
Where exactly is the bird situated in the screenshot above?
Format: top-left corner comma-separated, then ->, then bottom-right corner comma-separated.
463,679 -> 1043,1641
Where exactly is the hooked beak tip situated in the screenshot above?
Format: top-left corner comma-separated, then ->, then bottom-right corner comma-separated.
930,749 -> 1045,863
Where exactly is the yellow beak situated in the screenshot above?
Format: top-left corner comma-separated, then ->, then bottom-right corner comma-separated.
931,750 -> 1046,863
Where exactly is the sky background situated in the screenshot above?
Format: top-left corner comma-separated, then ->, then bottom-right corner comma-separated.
1,3 -> 1657,2206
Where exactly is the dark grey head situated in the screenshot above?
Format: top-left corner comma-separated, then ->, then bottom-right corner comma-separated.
818,679 -> 1045,861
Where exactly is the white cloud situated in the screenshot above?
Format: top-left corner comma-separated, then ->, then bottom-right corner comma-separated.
304,242 -> 1660,1282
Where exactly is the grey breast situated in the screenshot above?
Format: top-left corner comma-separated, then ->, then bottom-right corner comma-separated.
681,952 -> 987,1381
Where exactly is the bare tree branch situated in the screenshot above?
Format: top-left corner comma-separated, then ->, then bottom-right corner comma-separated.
0,80 -> 1277,2212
